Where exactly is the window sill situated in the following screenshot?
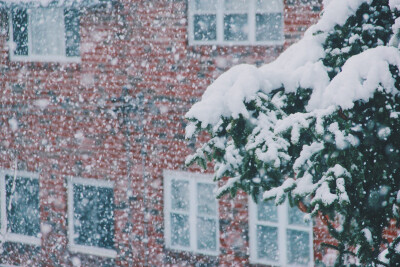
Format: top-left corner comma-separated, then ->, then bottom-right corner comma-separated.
165,248 -> 220,265
188,39 -> 285,47
165,245 -> 219,257
2,233 -> 41,246
9,55 -> 81,64
68,244 -> 117,258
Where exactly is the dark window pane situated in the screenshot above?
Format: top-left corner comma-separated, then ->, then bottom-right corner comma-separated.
171,179 -> 189,211
224,14 -> 248,41
225,0 -> 249,11
6,175 -> 40,236
288,205 -> 308,226
256,13 -> 283,41
171,213 -> 190,247
197,216 -> 217,251
287,229 -> 310,264
194,15 -> 217,41
73,184 -> 114,249
12,8 -> 28,56
64,9 -> 80,57
257,225 -> 279,261
257,199 -> 278,222
195,0 -> 217,11
197,183 -> 217,215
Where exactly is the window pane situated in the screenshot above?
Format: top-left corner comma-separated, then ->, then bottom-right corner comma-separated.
257,225 -> 279,261
171,179 -> 189,211
197,217 -> 217,251
30,8 -> 65,56
287,229 -> 310,265
64,9 -> 80,57
256,13 -> 283,41
288,205 -> 308,226
257,199 -> 278,222
73,184 -> 114,249
197,183 -> 217,216
194,15 -> 217,41
6,175 -> 40,236
195,0 -> 218,11
224,14 -> 248,41
256,0 -> 283,12
171,213 -> 190,247
224,0 -> 249,12
12,8 -> 28,56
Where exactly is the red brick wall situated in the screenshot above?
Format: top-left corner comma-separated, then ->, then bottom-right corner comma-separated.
0,0 -> 338,266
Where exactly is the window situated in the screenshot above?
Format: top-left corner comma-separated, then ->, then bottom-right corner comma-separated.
67,177 -> 116,258
249,197 -> 313,266
188,0 -> 284,45
0,170 -> 40,246
10,7 -> 80,62
164,171 -> 219,255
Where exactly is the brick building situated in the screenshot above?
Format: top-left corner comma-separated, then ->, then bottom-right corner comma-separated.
0,0 -> 349,266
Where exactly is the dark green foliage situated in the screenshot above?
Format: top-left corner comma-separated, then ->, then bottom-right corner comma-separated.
186,1 -> 400,265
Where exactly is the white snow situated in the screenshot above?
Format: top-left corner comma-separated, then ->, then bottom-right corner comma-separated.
186,64 -> 265,128
8,118 -> 18,132
293,142 -> 324,172
309,47 -> 400,110
378,127 -> 391,140
390,0 -> 400,11
34,99 -> 50,110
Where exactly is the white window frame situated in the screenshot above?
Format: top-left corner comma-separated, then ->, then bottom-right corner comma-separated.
0,169 -> 41,246
164,170 -> 219,256
67,177 -> 116,258
249,198 -> 313,266
188,0 -> 284,46
8,7 -> 81,63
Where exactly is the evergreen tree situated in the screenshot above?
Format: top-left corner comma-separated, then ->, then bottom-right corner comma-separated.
186,0 -> 400,265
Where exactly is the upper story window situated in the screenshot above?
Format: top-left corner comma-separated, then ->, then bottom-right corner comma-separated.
0,170 -> 40,246
164,171 -> 219,256
10,7 -> 80,62
67,177 -> 116,258
188,0 -> 284,45
249,197 -> 313,266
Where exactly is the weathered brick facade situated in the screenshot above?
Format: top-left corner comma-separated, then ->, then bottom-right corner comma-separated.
0,0 -> 365,266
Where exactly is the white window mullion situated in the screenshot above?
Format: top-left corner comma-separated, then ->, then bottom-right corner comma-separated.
28,10 -> 32,57
67,177 -> 74,250
59,9 -> 66,58
217,0 -> 224,43
188,0 -> 194,43
278,203 -> 287,266
248,198 -> 256,262
309,224 -> 314,267
0,172 -> 6,238
248,0 -> 256,43
190,179 -> 197,251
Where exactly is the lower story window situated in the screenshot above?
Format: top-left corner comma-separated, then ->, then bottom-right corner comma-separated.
249,196 -> 313,266
0,170 -> 40,245
67,177 -> 116,258
164,170 -> 219,255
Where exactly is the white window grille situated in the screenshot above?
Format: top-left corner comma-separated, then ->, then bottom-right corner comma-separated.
9,7 -> 80,62
164,170 -> 219,256
67,177 -> 116,258
249,196 -> 313,266
0,170 -> 40,246
188,0 -> 284,45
